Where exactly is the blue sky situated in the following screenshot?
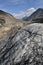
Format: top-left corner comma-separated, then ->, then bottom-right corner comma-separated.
0,0 -> 43,14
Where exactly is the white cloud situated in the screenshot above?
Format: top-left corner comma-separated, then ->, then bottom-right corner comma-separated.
13,8 -> 36,19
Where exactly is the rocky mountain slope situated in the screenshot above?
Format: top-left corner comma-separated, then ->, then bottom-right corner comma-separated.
22,8 -> 43,23
0,23 -> 43,65
0,10 -> 29,49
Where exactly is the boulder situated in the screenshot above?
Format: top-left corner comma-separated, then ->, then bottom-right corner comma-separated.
0,23 -> 43,65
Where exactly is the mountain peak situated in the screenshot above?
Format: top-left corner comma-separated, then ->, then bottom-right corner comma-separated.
14,8 -> 36,19
22,8 -> 43,21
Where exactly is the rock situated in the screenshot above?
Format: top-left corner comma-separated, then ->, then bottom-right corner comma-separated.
0,23 -> 43,65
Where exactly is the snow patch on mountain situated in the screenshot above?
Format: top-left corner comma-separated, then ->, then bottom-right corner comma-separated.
13,8 -> 36,19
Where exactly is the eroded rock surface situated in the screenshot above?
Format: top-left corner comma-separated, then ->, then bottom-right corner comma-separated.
0,23 -> 43,65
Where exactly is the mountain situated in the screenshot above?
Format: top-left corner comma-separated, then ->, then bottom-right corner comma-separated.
0,10 -> 29,49
14,8 -> 36,19
22,8 -> 43,23
0,23 -> 43,65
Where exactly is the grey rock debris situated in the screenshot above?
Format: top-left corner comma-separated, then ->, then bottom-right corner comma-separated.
0,23 -> 43,65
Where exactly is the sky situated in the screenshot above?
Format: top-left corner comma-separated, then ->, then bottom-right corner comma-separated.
0,0 -> 43,18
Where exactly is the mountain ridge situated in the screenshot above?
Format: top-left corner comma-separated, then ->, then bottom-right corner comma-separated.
22,8 -> 43,22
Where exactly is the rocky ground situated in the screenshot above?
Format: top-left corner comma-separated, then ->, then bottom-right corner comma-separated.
0,23 -> 43,65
